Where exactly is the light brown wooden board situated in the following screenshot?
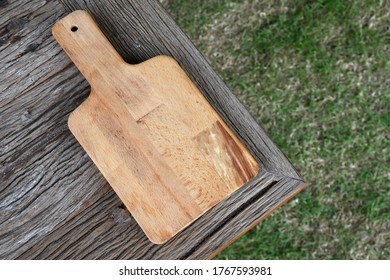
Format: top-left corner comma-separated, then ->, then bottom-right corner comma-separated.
52,11 -> 259,244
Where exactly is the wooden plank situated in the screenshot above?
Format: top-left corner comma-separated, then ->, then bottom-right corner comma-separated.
0,0 -> 305,259
0,0 -> 108,259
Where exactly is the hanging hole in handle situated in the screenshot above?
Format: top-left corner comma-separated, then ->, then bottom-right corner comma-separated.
71,26 -> 78,32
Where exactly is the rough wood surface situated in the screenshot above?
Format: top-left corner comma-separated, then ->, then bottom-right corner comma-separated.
53,11 -> 258,244
0,0 -> 305,259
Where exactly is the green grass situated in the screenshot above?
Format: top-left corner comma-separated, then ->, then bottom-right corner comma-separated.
163,0 -> 390,259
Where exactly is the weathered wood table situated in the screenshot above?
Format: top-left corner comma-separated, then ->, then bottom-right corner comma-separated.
0,0 -> 305,259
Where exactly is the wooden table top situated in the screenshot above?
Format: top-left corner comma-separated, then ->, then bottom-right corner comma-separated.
0,0 -> 305,259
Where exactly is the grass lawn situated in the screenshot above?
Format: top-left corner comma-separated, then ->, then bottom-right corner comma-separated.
162,0 -> 389,259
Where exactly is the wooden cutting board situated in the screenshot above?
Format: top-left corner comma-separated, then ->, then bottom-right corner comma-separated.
52,10 -> 259,244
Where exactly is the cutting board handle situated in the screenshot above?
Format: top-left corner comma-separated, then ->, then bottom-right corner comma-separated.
52,11 -> 125,84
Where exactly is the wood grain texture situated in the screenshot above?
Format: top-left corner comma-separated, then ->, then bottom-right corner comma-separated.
52,11 -> 258,244
0,0 -> 305,259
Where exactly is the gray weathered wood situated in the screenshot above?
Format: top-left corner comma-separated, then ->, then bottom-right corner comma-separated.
0,0 -> 305,259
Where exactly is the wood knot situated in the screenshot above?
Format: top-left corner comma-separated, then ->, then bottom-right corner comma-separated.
6,17 -> 28,33
110,205 -> 131,224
